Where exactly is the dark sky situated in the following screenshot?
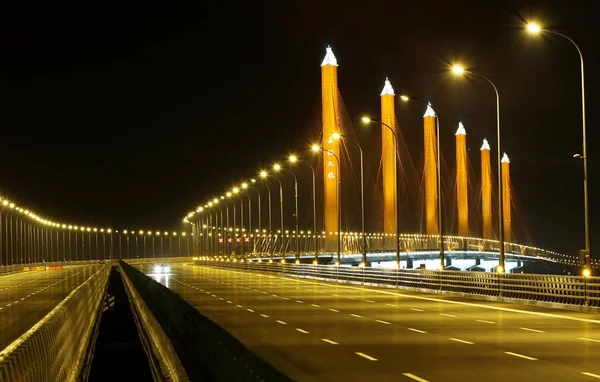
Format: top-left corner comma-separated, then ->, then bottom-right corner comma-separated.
0,0 -> 596,256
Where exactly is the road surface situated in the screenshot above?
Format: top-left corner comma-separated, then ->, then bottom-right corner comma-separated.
133,262 -> 600,381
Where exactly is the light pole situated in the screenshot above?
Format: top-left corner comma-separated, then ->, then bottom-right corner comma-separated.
332,133 -> 367,266
289,155 -> 319,264
526,22 -> 591,270
400,96 -> 445,270
451,65 -> 505,273
241,182 -> 253,255
271,165 -> 285,261
232,188 -> 245,258
311,145 -> 341,265
361,117 -> 401,268
259,171 -> 273,261
278,160 -> 301,262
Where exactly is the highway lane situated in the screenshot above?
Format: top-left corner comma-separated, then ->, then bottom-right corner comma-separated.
0,264 -> 104,351
135,262 -> 600,381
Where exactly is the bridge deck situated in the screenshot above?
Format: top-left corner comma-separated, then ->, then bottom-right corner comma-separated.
0,265 -> 102,351
134,262 -> 600,381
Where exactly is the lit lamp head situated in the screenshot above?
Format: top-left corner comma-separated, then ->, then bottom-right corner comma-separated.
226,191 -> 232,197
273,163 -> 281,172
311,144 -> 321,153
232,187 -> 239,194
332,132 -> 341,140
583,268 -> 591,277
496,265 -> 504,274
241,182 -> 248,189
250,178 -> 256,183
400,95 -> 411,102
288,154 -> 297,163
213,198 -> 219,203
259,170 -> 268,178
526,22 -> 542,34
360,116 -> 371,124
451,65 -> 466,75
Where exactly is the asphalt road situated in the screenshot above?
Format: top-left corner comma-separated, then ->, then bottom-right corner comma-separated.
134,262 -> 600,381
0,264 -> 103,351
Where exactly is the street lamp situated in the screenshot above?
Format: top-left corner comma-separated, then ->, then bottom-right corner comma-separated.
332,133 -> 367,266
526,21 -> 591,267
277,160 -> 300,261
360,117 -> 401,268
289,154 -> 319,264
271,164 -> 285,261
259,170 -> 274,261
451,64 -> 505,273
400,96 -> 445,270
311,144 -> 341,265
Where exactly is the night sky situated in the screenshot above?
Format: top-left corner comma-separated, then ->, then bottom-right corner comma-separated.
0,1 -> 596,256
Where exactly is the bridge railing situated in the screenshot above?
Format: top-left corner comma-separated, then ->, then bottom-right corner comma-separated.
197,260 -> 600,309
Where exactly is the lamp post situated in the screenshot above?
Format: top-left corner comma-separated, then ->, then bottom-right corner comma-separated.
231,188 -> 245,258
526,22 -> 591,269
289,155 -> 319,264
360,117 -> 401,268
451,65 -> 505,273
332,133 -> 367,266
259,171 -> 273,261
400,96 -> 445,270
278,160 -> 300,262
271,165 -> 285,261
241,183 -> 253,256
311,145 -> 341,265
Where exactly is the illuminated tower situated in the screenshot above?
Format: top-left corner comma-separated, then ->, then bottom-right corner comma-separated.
480,139 -> 493,239
455,122 -> 468,237
423,104 -> 438,235
321,46 -> 341,251
380,78 -> 397,246
501,153 -> 512,242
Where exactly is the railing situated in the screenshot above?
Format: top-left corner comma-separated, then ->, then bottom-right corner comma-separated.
198,260 -> 600,309
0,264 -> 110,381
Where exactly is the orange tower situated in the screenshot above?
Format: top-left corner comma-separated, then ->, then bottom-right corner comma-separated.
380,78 -> 397,247
480,139 -> 493,239
321,46 -> 341,251
455,122 -> 469,237
501,153 -> 512,242
423,104 -> 438,235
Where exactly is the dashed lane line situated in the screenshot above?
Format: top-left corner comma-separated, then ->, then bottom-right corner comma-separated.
408,328 -> 427,334
296,328 -> 309,334
350,314 -> 362,318
355,352 -> 378,361
520,327 -> 544,333
476,320 -> 495,324
582,372 -> 600,379
321,338 -> 338,345
260,314 -> 270,318
329,308 -> 339,312
403,373 -> 429,382
410,308 -> 424,312
376,320 -> 392,325
276,320 -> 287,325
449,338 -> 474,345
440,313 -> 456,318
579,337 -> 600,343
504,352 -> 538,361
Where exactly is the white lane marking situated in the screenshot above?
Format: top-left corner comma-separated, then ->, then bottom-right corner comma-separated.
244,271 -> 600,325
311,304 -> 321,308
579,337 -> 600,343
376,320 -> 391,325
476,319 -> 495,324
276,320 -> 287,325
226,301 -> 232,303
365,300 -> 375,303
247,309 -> 255,313
272,294 -> 278,297
519,327 -> 544,333
332,294 -> 339,297
582,372 -> 600,379
410,308 -> 424,312
386,303 -> 398,307
262,291 -> 268,294
347,297 -> 356,300
321,338 -> 338,345
350,314 -> 362,318
20,298 -> 25,301
355,352 -> 378,361
236,304 -> 243,308
440,313 -> 456,317
260,314 -> 270,318
219,298 -> 224,300
296,328 -> 309,334
329,308 -> 339,312
505,351 -> 538,361
408,328 -> 427,334
403,373 -> 429,381
296,300 -> 304,304
13,301 -> 18,304
450,338 -> 474,345
282,297 -> 290,300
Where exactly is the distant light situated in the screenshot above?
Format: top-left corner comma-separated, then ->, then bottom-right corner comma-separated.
526,22 -> 542,34
451,65 -> 465,75
400,95 -> 410,102
496,265 -> 504,274
288,155 -> 297,163
332,132 -> 341,140
259,170 -> 268,178
360,116 -> 371,124
273,163 -> 281,171
311,144 -> 321,152
583,268 -> 591,277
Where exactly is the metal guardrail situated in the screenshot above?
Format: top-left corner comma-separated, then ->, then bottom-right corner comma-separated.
199,260 -> 600,309
0,265 -> 110,381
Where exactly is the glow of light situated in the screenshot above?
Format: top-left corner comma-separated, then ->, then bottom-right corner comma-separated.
501,153 -> 510,163
232,187 -> 239,193
273,163 -> 281,171
288,155 -> 297,163
400,95 -> 410,102
260,170 -> 267,178
583,268 -> 591,277
497,265 -> 504,274
241,182 -> 248,189
213,198 -> 219,203
311,144 -> 321,152
451,65 -> 465,75
332,132 -> 341,140
360,116 -> 371,124
526,22 -> 542,34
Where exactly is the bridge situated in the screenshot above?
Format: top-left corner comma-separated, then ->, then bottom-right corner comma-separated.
0,18 -> 598,382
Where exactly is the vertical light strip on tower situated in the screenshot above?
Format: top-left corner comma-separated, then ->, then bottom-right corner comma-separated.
321,46 -> 340,252
501,153 -> 511,242
480,139 -> 493,239
423,104 -> 438,235
455,122 -> 469,237
380,78 -> 397,247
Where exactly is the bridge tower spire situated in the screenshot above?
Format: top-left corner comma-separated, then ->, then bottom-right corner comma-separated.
380,78 -> 397,248
321,46 -> 341,253
456,122 -> 469,237
501,153 -> 512,242
481,138 -> 493,239
423,104 -> 438,235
